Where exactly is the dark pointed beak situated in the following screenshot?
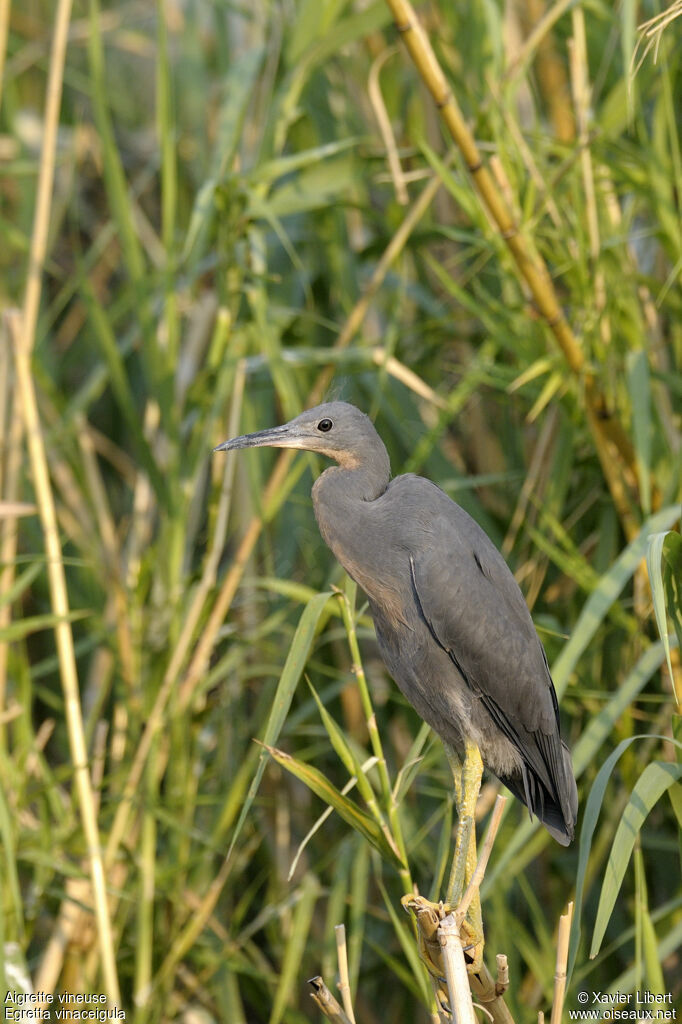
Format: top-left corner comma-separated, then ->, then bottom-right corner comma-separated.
214,424 -> 302,453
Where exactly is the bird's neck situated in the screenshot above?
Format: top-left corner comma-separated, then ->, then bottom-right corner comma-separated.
314,460 -> 389,503
311,459 -> 389,566
311,457 -> 409,621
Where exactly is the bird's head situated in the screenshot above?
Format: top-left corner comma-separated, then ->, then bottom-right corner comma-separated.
215,401 -> 388,471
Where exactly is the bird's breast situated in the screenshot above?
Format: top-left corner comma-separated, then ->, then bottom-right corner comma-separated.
312,479 -> 412,628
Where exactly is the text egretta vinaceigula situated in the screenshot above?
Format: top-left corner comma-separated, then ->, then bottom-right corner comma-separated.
216,402 -> 578,871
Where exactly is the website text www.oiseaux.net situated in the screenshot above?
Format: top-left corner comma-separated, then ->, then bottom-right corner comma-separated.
568,990 -> 677,1020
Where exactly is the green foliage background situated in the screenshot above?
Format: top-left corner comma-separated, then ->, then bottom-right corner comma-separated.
1,0 -> 681,1020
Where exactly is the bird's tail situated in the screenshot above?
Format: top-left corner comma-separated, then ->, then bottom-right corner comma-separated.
500,741 -> 578,846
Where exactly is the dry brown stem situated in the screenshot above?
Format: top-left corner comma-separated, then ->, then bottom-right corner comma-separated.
495,954 -> 509,994
308,976 -> 354,1024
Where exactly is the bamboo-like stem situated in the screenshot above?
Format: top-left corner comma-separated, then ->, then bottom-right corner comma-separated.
20,0 -> 74,357
34,725 -> 109,1008
0,0 -> 11,114
308,977 -> 354,1024
385,0 -> 582,368
569,10 -> 599,265
550,902 -> 573,1024
383,0 -> 641,539
335,925 -> 357,1024
438,913 -> 477,1024
569,8 -> 609,348
495,953 -> 509,994
34,881 -> 91,1004
176,353 -> 246,710
9,312 -> 121,1005
0,330 -> 24,755
4,0 -> 73,762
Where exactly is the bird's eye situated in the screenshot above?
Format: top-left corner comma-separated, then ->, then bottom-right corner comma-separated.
317,418 -> 333,432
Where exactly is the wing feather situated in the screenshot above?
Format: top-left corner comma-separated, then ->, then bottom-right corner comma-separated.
403,481 -> 576,839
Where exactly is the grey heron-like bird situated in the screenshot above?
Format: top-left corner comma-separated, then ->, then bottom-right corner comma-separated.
216,401 -> 578,869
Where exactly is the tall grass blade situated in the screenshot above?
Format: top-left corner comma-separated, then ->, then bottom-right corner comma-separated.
552,506 -> 680,694
225,591 -> 333,863
269,873 -> 320,1024
571,640 -> 676,777
663,532 -> 682,655
264,744 -> 404,869
307,679 -> 386,823
0,609 -> 90,643
86,0 -> 146,283
182,47 -> 265,266
85,289 -> 170,509
646,531 -> 677,700
377,879 -> 433,1006
627,350 -> 652,515
570,734 -> 681,976
0,782 -> 24,941
634,846 -> 666,996
590,761 -> 682,958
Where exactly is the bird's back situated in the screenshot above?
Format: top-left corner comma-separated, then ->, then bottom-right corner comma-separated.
359,473 -> 578,844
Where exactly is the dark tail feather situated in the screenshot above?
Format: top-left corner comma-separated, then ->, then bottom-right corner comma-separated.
500,742 -> 578,846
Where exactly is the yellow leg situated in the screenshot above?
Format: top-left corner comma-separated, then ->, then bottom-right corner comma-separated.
445,739 -> 484,968
403,740 -> 485,985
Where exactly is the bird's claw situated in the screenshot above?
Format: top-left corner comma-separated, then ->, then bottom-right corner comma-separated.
401,895 -> 484,976
459,916 -> 484,973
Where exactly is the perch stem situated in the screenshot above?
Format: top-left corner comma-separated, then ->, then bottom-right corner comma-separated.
438,914 -> 477,1024
550,902 -> 574,1024
308,977 -> 353,1024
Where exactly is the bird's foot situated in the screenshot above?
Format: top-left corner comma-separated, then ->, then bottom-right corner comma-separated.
400,894 -> 484,976
459,915 -> 484,973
